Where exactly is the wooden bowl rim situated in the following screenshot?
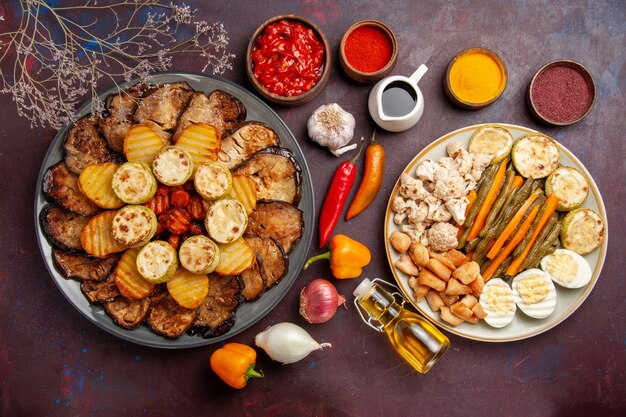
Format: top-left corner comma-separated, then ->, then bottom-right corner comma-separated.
526,59 -> 596,126
443,47 -> 508,110
339,19 -> 398,80
245,14 -> 331,106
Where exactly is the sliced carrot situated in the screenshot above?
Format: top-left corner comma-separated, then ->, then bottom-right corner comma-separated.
486,188 -> 543,260
511,175 -> 524,190
466,160 -> 507,242
506,194 -> 560,276
482,205 -> 540,281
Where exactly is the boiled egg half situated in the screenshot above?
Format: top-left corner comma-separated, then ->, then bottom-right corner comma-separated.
540,248 -> 592,289
479,278 -> 516,328
511,269 -> 557,319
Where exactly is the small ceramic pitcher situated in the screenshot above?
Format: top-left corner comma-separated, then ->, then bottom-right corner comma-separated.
368,64 -> 428,132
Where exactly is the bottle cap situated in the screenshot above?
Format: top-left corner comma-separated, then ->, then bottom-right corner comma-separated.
353,278 -> 372,298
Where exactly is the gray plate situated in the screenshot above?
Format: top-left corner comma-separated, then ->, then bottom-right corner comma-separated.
34,72 -> 314,349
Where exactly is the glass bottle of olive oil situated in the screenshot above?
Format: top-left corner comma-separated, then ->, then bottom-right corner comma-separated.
353,278 -> 449,373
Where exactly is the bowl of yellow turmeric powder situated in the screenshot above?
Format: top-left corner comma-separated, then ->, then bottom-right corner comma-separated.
444,48 -> 507,110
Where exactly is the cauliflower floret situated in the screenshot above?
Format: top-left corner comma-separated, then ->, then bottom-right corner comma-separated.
433,172 -> 467,201
393,212 -> 407,225
407,201 -> 429,225
392,196 -> 408,213
400,223 -> 426,242
399,174 -> 430,201
446,142 -> 465,158
437,157 -> 455,171
415,159 -> 438,182
471,153 -> 492,180
424,195 -> 452,223
453,150 -> 473,176
445,197 -> 469,225
434,166 -> 448,182
423,180 -> 436,193
427,222 -> 459,252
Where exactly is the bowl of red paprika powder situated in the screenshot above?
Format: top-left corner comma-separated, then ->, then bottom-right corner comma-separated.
339,20 -> 398,83
246,15 -> 331,106
527,60 -> 595,126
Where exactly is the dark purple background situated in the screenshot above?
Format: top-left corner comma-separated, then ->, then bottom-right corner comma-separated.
1,1 -> 624,416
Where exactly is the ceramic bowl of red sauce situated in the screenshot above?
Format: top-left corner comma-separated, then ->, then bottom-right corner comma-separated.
246,15 -> 331,106
339,20 -> 398,83
527,60 -> 595,126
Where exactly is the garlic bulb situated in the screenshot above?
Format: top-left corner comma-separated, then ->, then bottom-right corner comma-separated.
307,103 -> 356,156
255,322 -> 332,364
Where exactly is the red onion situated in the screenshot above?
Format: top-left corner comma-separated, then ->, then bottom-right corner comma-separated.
299,279 -> 346,324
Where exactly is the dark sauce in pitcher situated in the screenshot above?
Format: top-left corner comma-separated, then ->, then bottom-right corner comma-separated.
381,82 -> 417,117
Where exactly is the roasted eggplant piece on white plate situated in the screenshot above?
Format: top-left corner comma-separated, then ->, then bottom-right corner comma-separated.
233,147 -> 302,205
98,83 -> 148,152
64,115 -> 121,175
218,121 -> 281,169
43,161 -> 101,216
246,201 -> 304,254
104,296 -> 151,330
147,289 -> 198,338
134,82 -> 194,132
189,274 -> 241,338
243,234 -> 288,291
81,273 -> 120,303
40,204 -> 91,252
172,89 -> 246,141
53,248 -> 120,282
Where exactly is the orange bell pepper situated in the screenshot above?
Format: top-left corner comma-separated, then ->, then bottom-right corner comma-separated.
210,343 -> 263,389
303,234 -> 371,279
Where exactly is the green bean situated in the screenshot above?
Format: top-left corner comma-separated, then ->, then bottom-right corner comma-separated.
456,226 -> 471,250
463,164 -> 498,228
512,202 -> 548,258
480,258 -> 493,274
498,178 -> 534,222
479,170 -> 515,238
474,234 -> 494,258
493,256 -> 513,279
472,246 -> 488,264
522,217 -> 562,270
465,237 -> 481,252
530,178 -> 545,193
510,194 -> 545,239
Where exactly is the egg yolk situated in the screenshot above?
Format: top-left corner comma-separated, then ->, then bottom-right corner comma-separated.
517,275 -> 549,304
484,283 -> 514,314
546,253 -> 578,283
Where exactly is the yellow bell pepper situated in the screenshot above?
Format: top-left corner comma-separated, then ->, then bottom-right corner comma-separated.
303,234 -> 371,279
210,343 -> 263,389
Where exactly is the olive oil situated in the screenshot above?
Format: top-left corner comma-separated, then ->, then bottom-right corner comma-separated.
381,82 -> 417,117
354,279 -> 449,373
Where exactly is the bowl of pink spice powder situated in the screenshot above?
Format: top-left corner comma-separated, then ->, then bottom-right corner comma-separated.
527,60 -> 595,126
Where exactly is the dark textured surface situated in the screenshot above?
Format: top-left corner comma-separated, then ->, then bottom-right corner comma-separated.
1,1 -> 624,416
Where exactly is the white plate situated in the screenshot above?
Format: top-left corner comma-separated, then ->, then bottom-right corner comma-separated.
35,72 -> 315,348
384,123 -> 608,342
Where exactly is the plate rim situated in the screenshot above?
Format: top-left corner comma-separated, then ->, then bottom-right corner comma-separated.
384,123 -> 608,342
34,71 -> 315,349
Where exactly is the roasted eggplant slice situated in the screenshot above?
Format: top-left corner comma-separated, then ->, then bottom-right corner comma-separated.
244,235 -> 287,290
64,115 -> 121,175
98,83 -> 147,152
172,90 -> 246,141
81,273 -> 120,303
43,161 -> 101,216
53,248 -> 120,281
233,147 -> 302,205
188,274 -> 240,338
218,122 -> 280,169
134,82 -> 193,131
104,296 -> 150,329
238,254 -> 266,301
147,289 -> 198,338
246,201 -> 304,254
40,204 -> 91,252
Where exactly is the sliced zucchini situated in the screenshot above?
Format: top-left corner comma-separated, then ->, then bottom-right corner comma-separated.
205,198 -> 247,244
178,235 -> 220,274
111,205 -> 158,247
194,162 -> 232,200
136,240 -> 178,283
112,162 -> 157,204
511,134 -> 560,179
561,208 -> 605,255
468,125 -> 514,163
151,145 -> 193,186
545,166 -> 589,211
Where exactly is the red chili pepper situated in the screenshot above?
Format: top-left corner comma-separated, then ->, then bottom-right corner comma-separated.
318,138 -> 365,248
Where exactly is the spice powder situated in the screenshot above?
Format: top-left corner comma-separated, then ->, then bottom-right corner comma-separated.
344,26 -> 392,73
530,65 -> 592,123
448,50 -> 506,104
